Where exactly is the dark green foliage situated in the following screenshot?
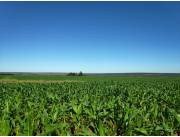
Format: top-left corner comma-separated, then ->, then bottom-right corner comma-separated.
67,71 -> 83,76
67,72 -> 77,76
0,76 -> 180,135
78,71 -> 83,76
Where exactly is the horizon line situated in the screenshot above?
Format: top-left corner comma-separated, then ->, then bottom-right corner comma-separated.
0,72 -> 180,74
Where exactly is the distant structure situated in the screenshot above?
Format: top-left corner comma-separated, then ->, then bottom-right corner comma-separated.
78,71 -> 83,76
67,71 -> 83,76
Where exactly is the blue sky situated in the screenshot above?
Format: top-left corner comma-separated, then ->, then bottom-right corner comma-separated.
0,2 -> 180,73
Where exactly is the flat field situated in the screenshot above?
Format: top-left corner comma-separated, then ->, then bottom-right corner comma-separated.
0,74 -> 180,135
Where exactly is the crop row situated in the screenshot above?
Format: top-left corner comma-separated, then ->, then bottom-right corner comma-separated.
0,79 -> 180,135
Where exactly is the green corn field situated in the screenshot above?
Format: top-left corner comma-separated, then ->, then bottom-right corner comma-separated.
0,75 -> 180,135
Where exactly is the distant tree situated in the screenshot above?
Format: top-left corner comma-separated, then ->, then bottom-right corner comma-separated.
78,71 -> 83,76
67,71 -> 83,76
67,72 -> 77,76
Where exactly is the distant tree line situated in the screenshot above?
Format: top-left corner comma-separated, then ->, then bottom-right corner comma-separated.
67,71 -> 83,76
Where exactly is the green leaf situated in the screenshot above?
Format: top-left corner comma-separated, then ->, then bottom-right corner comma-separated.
0,120 -> 11,135
155,126 -> 163,131
135,128 -> 148,135
176,114 -> 180,123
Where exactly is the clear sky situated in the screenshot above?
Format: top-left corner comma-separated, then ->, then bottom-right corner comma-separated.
0,2 -> 180,73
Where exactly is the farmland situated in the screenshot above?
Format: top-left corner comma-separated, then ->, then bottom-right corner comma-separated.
0,74 -> 180,135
